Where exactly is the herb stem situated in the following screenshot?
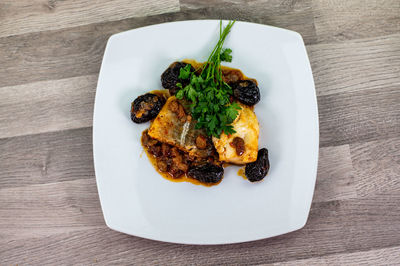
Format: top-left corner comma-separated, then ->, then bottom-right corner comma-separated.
176,20 -> 239,137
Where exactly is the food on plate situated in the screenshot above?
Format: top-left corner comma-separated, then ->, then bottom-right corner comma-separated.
187,163 -> 224,184
130,20 -> 270,186
141,129 -> 221,184
148,96 -> 215,158
245,148 -> 270,182
211,102 -> 259,164
232,79 -> 260,106
161,62 -> 194,95
130,93 -> 165,123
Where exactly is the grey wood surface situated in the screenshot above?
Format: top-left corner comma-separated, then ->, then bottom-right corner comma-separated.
0,0 -> 399,265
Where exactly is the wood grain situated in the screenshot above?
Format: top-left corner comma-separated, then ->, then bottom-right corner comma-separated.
318,86 -> 400,147
308,33 -> 400,96
180,0 -> 312,13
313,145 -> 357,202
312,0 -> 400,43
0,75 -> 96,139
178,0 -> 318,44
271,246 -> 400,265
0,127 -> 94,190
0,178 -> 104,241
0,1 -> 317,88
180,0 -> 257,10
1,193 -> 400,265
0,24 -> 109,88
351,136 -> 400,198
0,0 -> 180,38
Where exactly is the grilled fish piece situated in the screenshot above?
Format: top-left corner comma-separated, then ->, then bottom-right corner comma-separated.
148,96 -> 213,158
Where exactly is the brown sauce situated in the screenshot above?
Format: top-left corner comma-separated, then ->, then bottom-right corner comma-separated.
141,130 -> 221,187
237,167 -> 247,180
150,89 -> 170,100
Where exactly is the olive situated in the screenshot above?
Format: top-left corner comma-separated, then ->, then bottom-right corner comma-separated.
245,148 -> 270,182
188,163 -> 224,184
161,62 -> 194,95
131,93 -> 165,123
232,79 -> 260,106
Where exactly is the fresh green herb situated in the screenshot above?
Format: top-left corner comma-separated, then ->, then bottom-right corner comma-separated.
178,64 -> 192,79
220,48 -> 232,62
176,20 -> 239,138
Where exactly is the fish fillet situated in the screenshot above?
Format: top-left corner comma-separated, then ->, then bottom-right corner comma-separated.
212,103 -> 259,164
148,96 -> 213,158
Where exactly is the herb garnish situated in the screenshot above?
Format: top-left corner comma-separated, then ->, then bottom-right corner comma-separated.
176,20 -> 240,138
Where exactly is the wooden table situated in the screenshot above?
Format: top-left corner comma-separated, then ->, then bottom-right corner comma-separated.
1,0 -> 399,264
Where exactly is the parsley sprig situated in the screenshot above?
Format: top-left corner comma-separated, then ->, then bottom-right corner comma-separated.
176,20 -> 240,138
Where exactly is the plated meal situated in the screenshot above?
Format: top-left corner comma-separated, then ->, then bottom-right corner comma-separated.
130,21 -> 269,186
95,19 -> 318,243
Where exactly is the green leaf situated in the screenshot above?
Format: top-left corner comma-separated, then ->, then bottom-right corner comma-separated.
223,125 -> 236,135
178,64 -> 192,79
220,48 -> 232,62
176,89 -> 184,99
209,116 -> 217,131
225,102 -> 241,123
231,101 -> 241,110
206,90 -> 214,101
194,105 -> 203,113
216,127 -> 223,137
187,86 -> 197,102
196,75 -> 204,85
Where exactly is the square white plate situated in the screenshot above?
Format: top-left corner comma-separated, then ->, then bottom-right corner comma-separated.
93,20 -> 319,244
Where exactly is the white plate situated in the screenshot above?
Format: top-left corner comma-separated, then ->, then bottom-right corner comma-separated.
93,20 -> 318,244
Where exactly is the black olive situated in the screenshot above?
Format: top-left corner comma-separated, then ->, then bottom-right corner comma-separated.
130,93 -> 165,123
245,148 -> 270,182
161,62 -> 194,95
232,79 -> 261,106
188,163 -> 224,184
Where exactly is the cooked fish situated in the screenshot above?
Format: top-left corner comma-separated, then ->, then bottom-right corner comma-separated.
148,96 -> 213,158
212,103 -> 259,164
